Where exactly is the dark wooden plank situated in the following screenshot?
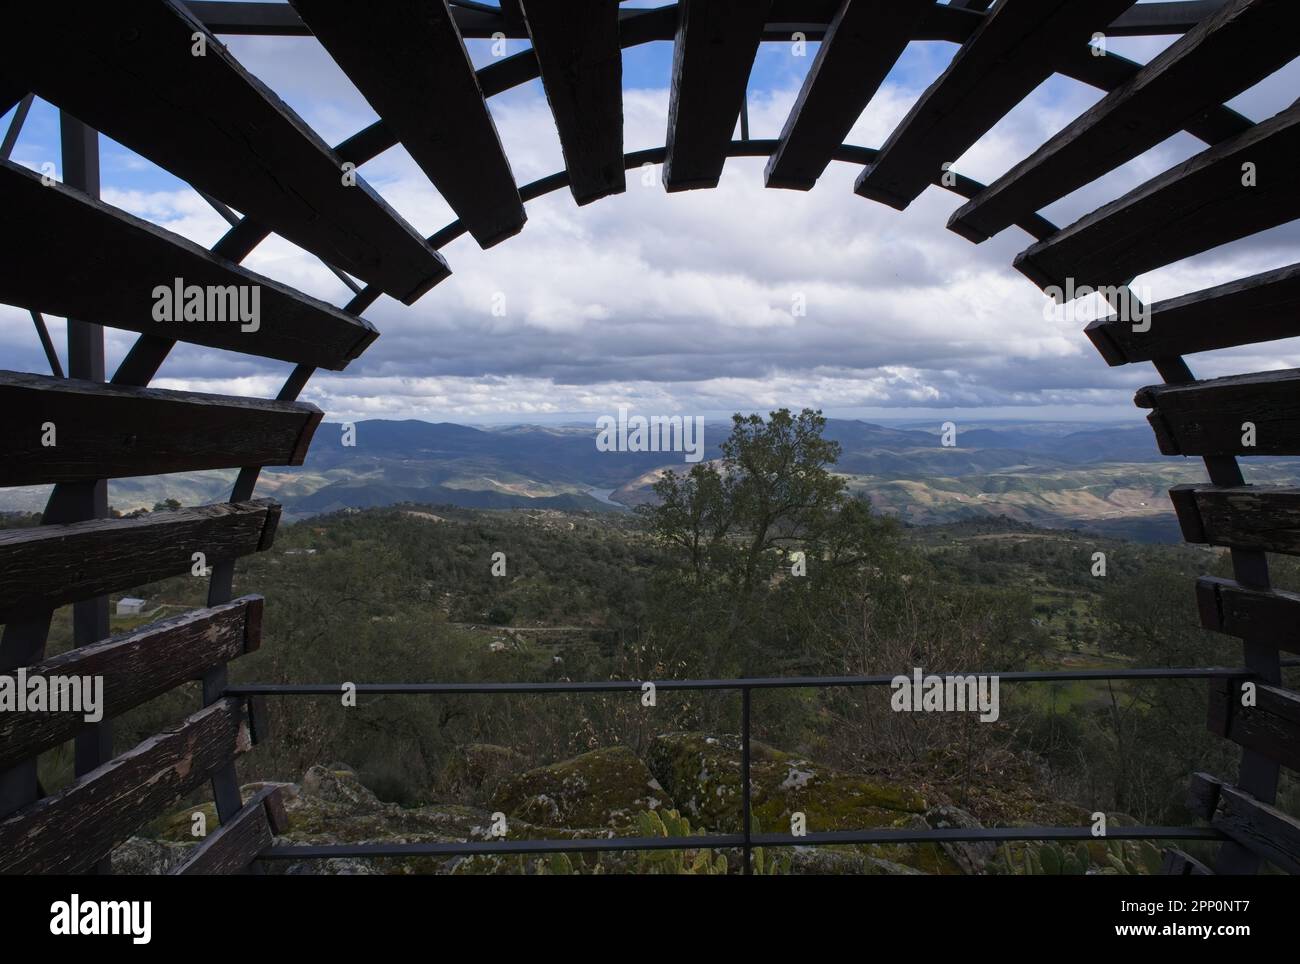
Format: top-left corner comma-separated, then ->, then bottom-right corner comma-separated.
521,0 -> 625,206
764,0 -> 932,191
1159,848 -> 1214,875
1197,576 -> 1300,655
1207,677 -> 1300,773
950,0 -> 1300,242
663,0 -> 773,192
1016,100 -> 1300,294
0,2 -> 447,304
0,499 -> 280,621
1207,779 -> 1300,874
290,0 -> 525,248
854,0 -> 1135,210
1186,771 -> 1223,820
1,370 -> 322,486
1086,262 -> 1300,366
1169,484 -> 1300,556
0,597 -> 262,772
170,785 -> 283,875
1135,370 -> 1300,457
0,698 -> 259,874
0,160 -> 376,370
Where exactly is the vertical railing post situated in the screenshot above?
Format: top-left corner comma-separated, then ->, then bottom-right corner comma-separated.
741,686 -> 752,876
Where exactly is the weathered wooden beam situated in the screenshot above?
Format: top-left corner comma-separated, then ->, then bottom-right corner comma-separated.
1186,773 -> 1300,874
1135,370 -> 1300,457
1197,576 -> 1300,655
0,1 -> 447,303
854,0 -> 1135,210
0,598 -> 263,772
0,499 -> 280,621
1207,677 -> 1300,773
0,160 -> 376,370
764,0 -> 932,191
1170,484 -> 1300,556
1,370 -> 322,486
663,0 -> 772,192
950,0 -> 1300,242
1086,262 -> 1300,366
290,0 -> 525,248
0,697 -> 260,874
521,0 -> 625,206
1015,100 -> 1300,294
170,784 -> 286,875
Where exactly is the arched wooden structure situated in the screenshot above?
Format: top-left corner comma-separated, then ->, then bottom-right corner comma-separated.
1,0 -> 1298,875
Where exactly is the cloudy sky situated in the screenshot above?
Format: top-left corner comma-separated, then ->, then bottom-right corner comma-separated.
3,2 -> 1298,427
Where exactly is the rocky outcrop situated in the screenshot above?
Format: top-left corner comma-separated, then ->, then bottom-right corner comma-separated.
490,746 -> 674,829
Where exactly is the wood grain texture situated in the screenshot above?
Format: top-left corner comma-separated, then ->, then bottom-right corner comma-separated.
1170,484 -> 1300,556
950,0 -> 1300,242
764,0 -> 932,191
0,597 -> 263,772
290,0 -> 525,248
0,1 -> 447,303
1087,261 -> 1300,366
1197,576 -> 1300,655
521,0 -> 625,205
663,0 -> 772,192
854,0 -> 1136,210
1207,677 -> 1300,773
1160,848 -> 1214,875
1015,100 -> 1300,293
170,784 -> 283,874
0,369 -> 322,486
1212,782 -> 1300,874
0,500 -> 280,620
1135,369 -> 1300,457
0,698 -> 259,874
0,160 -> 377,370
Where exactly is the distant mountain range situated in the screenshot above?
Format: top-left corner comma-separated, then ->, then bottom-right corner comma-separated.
6,417 -> 1298,542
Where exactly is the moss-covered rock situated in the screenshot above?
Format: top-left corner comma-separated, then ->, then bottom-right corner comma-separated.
490,745 -> 675,829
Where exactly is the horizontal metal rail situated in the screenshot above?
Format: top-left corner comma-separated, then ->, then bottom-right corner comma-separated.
234,665 -> 1266,873
225,664 -> 1265,697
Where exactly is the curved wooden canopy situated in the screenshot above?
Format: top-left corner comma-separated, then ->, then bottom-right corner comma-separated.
1,0 -> 1298,876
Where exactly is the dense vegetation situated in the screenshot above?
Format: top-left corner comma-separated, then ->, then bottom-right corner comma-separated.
22,410 -> 1299,843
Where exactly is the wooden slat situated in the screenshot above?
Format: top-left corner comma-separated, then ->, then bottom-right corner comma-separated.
1169,484 -> 1300,555
290,0 -> 526,248
854,0 -> 1135,210
1197,576 -> 1300,655
521,0 -> 625,206
663,0 -> 772,192
171,785 -> 285,875
1135,370 -> 1300,457
0,499 -> 280,621
1207,677 -> 1300,773
1159,848 -> 1213,875
0,597 -> 263,772
1186,773 -> 1300,874
1016,100 -> 1300,293
1086,262 -> 1300,366
950,0 -> 1300,242
0,2 -> 447,304
0,697 -> 259,874
0,160 -> 376,370
764,0 -> 932,191
1,370 -> 322,486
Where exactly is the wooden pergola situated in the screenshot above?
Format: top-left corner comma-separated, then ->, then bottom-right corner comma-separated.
0,0 -> 1298,875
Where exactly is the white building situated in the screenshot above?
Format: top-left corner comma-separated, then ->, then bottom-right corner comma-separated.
116,597 -> 146,616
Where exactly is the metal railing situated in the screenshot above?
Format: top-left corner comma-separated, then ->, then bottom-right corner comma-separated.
225,664 -> 1263,874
